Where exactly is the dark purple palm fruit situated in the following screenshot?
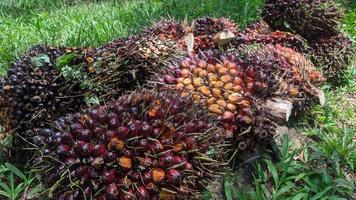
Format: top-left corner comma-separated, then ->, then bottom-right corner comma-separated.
309,33 -> 354,85
37,90 -> 227,199
262,0 -> 344,40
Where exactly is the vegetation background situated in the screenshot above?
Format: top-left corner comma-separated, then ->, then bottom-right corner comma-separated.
0,0 -> 355,199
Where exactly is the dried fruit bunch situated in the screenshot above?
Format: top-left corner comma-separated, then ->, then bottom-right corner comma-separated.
157,50 -> 277,151
309,33 -> 354,84
263,0 -> 344,40
1,45 -> 89,140
35,91 -> 227,200
189,17 -> 238,51
90,21 -> 185,99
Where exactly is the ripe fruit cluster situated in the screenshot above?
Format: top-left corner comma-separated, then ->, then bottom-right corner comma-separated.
157,44 -> 323,151
36,91 -> 226,200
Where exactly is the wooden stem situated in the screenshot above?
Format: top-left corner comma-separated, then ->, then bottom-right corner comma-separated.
263,98 -> 293,123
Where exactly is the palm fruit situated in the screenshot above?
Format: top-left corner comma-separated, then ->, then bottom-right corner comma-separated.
233,20 -> 309,53
263,0 -> 344,40
34,91 -> 227,200
188,17 -> 238,51
309,33 -> 354,84
1,45 -> 89,144
90,20 -> 185,99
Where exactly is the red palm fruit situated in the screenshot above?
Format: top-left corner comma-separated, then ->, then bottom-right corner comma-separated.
117,126 -> 129,139
117,177 -> 132,190
93,144 -> 106,156
136,186 -> 149,200
56,144 -> 71,157
159,155 -> 174,167
184,136 -> 196,149
106,183 -> 119,200
185,162 -> 193,170
103,151 -> 117,162
102,169 -> 116,184
166,169 -> 182,184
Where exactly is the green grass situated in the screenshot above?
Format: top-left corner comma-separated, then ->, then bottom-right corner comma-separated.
0,0 -> 355,199
0,0 -> 263,75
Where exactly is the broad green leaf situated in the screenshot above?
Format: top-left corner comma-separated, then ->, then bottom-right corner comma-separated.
0,182 -> 11,193
291,193 -> 308,200
282,134 -> 289,160
0,190 -> 10,198
5,163 -> 27,181
31,53 -> 50,68
295,173 -> 307,181
274,183 -> 294,198
224,179 -> 234,200
9,173 -> 14,195
56,53 -> 76,70
265,160 -> 279,188
310,186 -> 333,200
14,183 -> 24,197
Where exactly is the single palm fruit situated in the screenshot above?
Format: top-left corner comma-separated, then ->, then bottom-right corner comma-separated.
36,90 -> 227,200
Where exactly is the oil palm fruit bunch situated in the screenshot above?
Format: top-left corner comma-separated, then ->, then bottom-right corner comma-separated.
234,20 -> 309,53
188,17 -> 238,51
309,33 -> 354,84
1,45 -> 89,145
263,0 -> 343,40
156,50 -> 280,151
90,20 -> 185,100
34,90 -> 227,200
157,45 -> 324,150
236,44 -> 324,113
